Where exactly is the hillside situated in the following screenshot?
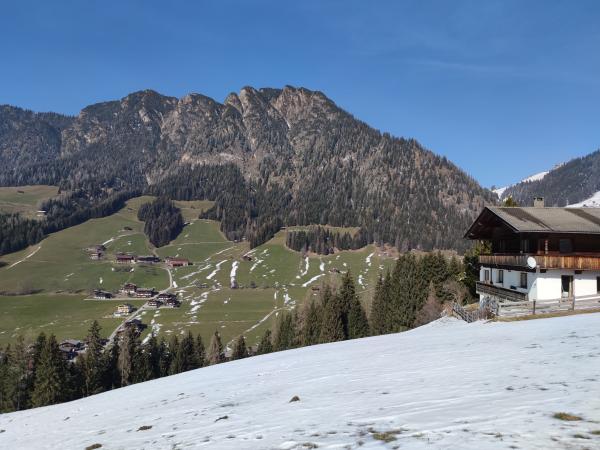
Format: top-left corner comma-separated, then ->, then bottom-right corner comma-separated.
500,150 -> 600,206
0,196 -> 395,347
0,87 -> 495,251
1,314 -> 598,449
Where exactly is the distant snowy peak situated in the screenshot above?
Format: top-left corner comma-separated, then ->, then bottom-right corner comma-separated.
567,191 -> 600,208
494,170 -> 550,199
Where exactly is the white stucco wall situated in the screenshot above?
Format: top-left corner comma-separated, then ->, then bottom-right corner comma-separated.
480,266 -> 600,301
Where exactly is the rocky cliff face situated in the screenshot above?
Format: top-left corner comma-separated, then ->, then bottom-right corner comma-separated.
0,86 -> 495,250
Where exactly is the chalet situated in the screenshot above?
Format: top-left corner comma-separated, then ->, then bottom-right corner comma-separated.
120,283 -> 137,295
89,251 -> 103,260
165,257 -> 191,268
87,244 -> 106,253
93,289 -> 113,300
164,297 -> 181,308
116,253 -> 135,264
157,292 -> 177,302
134,288 -> 156,298
59,339 -> 84,353
465,199 -> 600,316
135,255 -> 160,264
118,318 -> 146,335
116,303 -> 135,315
146,298 -> 162,308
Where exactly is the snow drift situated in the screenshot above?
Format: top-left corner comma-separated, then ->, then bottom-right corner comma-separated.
1,314 -> 599,449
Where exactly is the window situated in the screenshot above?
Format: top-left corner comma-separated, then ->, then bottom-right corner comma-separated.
597,276 -> 600,293
559,238 -> 573,254
520,272 -> 527,289
497,270 -> 504,284
484,270 -> 490,283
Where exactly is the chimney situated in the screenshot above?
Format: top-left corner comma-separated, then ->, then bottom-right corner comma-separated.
534,197 -> 545,208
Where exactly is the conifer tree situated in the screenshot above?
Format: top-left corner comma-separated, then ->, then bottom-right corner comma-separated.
319,293 -> 345,343
9,336 -> 31,411
79,320 -> 105,396
195,334 -> 206,368
256,329 -> 273,355
273,311 -> 295,351
157,337 -> 171,377
31,335 -> 67,407
207,331 -> 224,365
300,299 -> 322,346
170,331 -> 197,374
231,335 -> 247,360
102,344 -> 120,390
117,327 -> 138,387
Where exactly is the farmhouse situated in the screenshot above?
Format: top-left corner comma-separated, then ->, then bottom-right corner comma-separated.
93,289 -> 113,300
135,255 -> 160,264
89,251 -> 103,260
116,304 -> 135,315
164,297 -> 181,308
116,253 -> 135,264
466,199 -> 600,316
120,283 -> 137,295
165,257 -> 191,268
146,298 -> 162,308
134,288 -> 156,298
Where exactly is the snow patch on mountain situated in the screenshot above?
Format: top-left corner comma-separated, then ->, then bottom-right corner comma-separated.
567,190 -> 600,208
494,170 -> 550,199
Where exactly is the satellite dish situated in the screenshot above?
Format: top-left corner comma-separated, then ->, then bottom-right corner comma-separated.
527,256 -> 537,269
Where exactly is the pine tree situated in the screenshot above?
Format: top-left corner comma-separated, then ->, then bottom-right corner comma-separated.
31,335 -> 67,407
195,334 -> 206,368
157,337 -> 171,377
102,344 -> 120,390
256,329 -> 273,355
273,311 -> 295,351
9,336 -> 31,411
207,331 -> 224,365
340,274 -> 369,339
231,335 -> 247,360
300,299 -> 322,346
79,320 -> 105,396
170,331 -> 197,374
117,327 -> 138,387
319,293 -> 345,343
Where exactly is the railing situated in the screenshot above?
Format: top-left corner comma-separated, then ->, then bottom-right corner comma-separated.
451,302 -> 489,323
497,294 -> 600,318
476,281 -> 528,302
479,254 -> 600,270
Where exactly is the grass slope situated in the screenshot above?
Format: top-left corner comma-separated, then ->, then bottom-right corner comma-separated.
0,191 -> 395,346
0,185 -> 59,218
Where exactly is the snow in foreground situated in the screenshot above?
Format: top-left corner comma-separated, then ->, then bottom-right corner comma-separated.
2,314 -> 600,449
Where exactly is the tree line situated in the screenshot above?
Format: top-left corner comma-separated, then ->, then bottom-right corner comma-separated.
137,197 -> 184,247
0,322 -> 242,413
285,226 -> 369,255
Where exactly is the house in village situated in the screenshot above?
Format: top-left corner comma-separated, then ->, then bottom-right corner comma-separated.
165,257 -> 191,268
120,283 -> 137,296
465,198 -> 600,316
135,255 -> 161,264
93,289 -> 113,300
146,298 -> 162,308
134,288 -> 157,298
116,253 -> 135,264
58,339 -> 85,360
89,251 -> 103,260
86,244 -> 106,260
116,304 -> 135,315
117,318 -> 146,336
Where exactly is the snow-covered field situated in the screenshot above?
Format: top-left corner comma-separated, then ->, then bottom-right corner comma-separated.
568,191 -> 600,208
2,314 -> 600,449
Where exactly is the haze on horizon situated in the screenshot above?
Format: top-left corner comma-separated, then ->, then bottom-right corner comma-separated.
1,0 -> 599,188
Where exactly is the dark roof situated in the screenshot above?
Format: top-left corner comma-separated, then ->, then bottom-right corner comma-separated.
465,206 -> 600,239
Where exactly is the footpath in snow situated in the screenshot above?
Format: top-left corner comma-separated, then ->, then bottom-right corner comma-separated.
2,314 -> 600,449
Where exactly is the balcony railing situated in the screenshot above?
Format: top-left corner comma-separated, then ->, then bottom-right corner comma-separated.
476,281 -> 527,302
479,254 -> 600,270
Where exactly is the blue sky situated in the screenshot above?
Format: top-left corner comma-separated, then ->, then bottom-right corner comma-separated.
1,1 -> 599,188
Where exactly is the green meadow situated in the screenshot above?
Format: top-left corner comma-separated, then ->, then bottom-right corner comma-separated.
0,192 -> 396,346
0,185 -> 59,218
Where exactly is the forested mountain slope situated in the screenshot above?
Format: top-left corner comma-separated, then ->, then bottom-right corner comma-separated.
0,87 -> 495,251
502,149 -> 600,206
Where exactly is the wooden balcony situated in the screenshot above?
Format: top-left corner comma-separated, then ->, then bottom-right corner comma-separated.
476,281 -> 528,302
479,254 -> 600,271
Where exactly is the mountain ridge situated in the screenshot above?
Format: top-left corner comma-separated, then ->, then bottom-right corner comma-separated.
0,86 -> 495,251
